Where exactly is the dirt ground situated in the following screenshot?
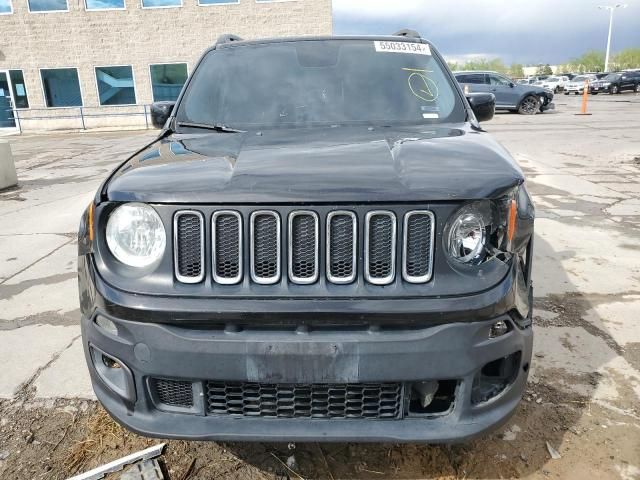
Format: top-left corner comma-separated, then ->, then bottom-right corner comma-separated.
1,94 -> 640,479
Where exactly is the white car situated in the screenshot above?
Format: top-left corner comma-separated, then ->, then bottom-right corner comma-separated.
564,75 -> 597,95
536,76 -> 569,92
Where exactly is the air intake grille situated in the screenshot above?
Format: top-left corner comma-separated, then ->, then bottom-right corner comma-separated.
403,211 -> 434,283
205,381 -> 403,419
289,212 -> 318,283
153,379 -> 194,407
251,212 -> 280,284
213,211 -> 242,284
327,212 -> 356,283
365,212 -> 396,284
174,212 -> 204,283
173,208 -> 435,286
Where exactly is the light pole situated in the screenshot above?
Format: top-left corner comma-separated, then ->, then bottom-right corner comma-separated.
598,4 -> 627,72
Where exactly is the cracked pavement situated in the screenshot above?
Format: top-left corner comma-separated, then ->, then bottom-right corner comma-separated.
0,94 -> 639,478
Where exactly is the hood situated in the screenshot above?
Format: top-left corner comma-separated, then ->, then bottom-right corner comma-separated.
105,125 -> 524,204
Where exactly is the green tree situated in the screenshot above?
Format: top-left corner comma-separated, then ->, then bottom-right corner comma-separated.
611,48 -> 640,70
509,63 -> 524,78
563,50 -> 605,73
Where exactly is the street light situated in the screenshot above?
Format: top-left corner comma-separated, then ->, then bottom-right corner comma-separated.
598,4 -> 627,72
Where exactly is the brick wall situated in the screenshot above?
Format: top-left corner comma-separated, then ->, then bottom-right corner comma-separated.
0,0 -> 332,130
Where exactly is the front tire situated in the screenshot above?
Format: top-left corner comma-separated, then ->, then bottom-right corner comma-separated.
518,95 -> 541,115
635,84 -> 640,93
611,85 -> 619,94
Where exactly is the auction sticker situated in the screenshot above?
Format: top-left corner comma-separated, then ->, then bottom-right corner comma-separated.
374,41 -> 431,55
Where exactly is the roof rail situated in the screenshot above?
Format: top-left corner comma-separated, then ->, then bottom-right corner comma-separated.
215,34 -> 243,46
392,29 -> 421,39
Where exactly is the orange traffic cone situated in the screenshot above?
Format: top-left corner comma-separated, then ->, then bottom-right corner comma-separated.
575,79 -> 592,116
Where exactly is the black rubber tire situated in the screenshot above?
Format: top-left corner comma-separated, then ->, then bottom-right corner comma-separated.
518,95 -> 541,115
635,84 -> 640,93
592,92 -> 598,95
611,85 -> 619,94
564,92 -> 569,95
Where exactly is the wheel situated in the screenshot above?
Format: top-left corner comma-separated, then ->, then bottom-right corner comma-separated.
518,95 -> 541,115
611,85 -> 619,94
635,84 -> 640,93
554,87 -> 560,93
592,92 -> 598,95
564,92 -> 569,95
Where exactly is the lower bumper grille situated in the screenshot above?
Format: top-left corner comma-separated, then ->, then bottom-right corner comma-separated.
205,381 -> 403,419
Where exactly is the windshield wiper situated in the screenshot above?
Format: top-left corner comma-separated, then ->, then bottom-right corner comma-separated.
176,121 -> 245,133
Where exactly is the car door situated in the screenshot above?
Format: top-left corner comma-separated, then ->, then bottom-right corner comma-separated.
487,73 -> 519,108
456,73 -> 491,94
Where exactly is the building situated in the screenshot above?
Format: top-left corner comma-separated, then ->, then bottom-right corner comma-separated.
0,0 -> 332,132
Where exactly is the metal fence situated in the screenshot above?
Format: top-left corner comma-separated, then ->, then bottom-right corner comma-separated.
2,104 -> 153,134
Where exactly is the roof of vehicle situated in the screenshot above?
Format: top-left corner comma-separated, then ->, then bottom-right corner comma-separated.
452,70 -> 505,75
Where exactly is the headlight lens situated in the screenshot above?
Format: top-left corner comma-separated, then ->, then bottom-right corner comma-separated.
106,203 -> 166,267
446,208 -> 487,263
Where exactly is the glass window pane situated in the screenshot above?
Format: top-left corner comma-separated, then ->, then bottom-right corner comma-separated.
150,63 -> 188,102
85,0 -> 124,9
199,0 -> 237,4
142,0 -> 180,7
40,68 -> 82,107
0,0 -> 12,14
95,66 -> 136,105
28,0 -> 67,11
9,70 -> 29,109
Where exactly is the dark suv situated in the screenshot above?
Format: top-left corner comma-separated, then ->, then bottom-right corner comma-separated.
78,31 -> 535,443
455,71 -> 554,114
591,71 -> 640,94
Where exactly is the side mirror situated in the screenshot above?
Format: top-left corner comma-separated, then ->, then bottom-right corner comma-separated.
466,92 -> 495,122
509,82 -> 515,88
150,101 -> 176,129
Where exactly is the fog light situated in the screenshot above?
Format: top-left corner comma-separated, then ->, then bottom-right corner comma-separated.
89,345 -> 135,402
95,316 -> 118,336
489,320 -> 509,338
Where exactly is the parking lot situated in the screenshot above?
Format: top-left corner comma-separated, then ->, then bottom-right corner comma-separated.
1,93 -> 639,479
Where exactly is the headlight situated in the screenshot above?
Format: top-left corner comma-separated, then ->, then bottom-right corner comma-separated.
106,203 -> 166,267
444,197 -> 517,265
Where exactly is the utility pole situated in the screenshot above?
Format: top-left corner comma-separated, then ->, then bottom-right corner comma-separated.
598,4 -> 627,72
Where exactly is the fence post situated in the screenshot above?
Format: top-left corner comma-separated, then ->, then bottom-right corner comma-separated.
144,104 -> 149,129
79,107 -> 86,130
14,109 -> 22,134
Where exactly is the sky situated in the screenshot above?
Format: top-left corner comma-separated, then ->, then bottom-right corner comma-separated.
333,0 -> 640,66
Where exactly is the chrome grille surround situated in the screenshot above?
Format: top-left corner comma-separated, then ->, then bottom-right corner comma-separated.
288,211 -> 319,284
173,210 -> 205,284
250,210 -> 281,285
212,210 -> 243,285
326,210 -> 357,284
402,210 -> 435,283
364,211 -> 397,285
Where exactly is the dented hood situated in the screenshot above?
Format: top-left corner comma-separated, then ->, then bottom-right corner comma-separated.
106,125 -> 524,204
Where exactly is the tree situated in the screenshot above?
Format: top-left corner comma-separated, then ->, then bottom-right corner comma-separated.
563,50 -> 606,73
611,48 -> 640,70
509,63 -> 524,78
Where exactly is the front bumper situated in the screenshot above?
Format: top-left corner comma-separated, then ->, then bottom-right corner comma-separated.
80,258 -> 533,443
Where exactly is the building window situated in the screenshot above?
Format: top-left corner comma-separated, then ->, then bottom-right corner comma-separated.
141,0 -> 180,8
0,0 -> 12,14
40,68 -> 82,107
95,66 -> 137,106
28,0 -> 68,12
9,70 -> 29,108
198,0 -> 238,5
85,0 -> 124,10
150,63 -> 188,102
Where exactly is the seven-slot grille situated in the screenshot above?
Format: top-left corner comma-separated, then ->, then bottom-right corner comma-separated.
173,208 -> 434,286
205,381 -> 403,419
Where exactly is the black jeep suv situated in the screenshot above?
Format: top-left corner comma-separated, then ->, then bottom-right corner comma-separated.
78,31 -> 535,443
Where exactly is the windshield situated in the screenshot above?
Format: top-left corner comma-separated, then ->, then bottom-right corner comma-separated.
573,76 -> 588,82
177,39 -> 465,129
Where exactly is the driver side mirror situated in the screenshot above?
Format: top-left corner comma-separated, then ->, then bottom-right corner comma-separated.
150,101 -> 176,129
466,92 -> 495,122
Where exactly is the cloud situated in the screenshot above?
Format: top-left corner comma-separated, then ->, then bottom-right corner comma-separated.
333,0 -> 640,64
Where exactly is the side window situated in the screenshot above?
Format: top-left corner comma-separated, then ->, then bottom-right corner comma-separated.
458,74 -> 485,84
488,74 -> 510,86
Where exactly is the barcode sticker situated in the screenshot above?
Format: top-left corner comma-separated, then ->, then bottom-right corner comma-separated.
374,41 -> 431,55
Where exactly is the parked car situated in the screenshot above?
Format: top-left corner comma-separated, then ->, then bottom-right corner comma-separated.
454,71 -> 554,114
78,30 -> 535,443
564,74 -> 598,95
535,76 -> 569,93
591,71 -> 640,94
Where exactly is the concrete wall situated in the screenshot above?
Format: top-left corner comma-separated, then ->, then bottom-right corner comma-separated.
0,0 -> 332,131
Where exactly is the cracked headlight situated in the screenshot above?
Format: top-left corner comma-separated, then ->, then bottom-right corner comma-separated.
106,203 -> 166,268
444,196 -> 517,265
